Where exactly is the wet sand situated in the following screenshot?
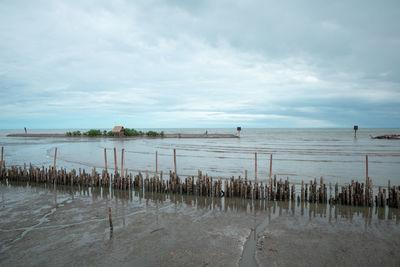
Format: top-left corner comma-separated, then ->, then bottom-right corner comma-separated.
7,133 -> 238,139
1,183 -> 399,266
256,206 -> 400,266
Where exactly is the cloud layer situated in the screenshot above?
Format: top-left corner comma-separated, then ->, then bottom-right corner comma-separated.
1,0 -> 399,128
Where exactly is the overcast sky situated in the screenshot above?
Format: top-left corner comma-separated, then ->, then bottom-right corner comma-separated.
0,0 -> 399,129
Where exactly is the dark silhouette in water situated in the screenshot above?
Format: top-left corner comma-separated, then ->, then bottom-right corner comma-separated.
371,134 -> 400,139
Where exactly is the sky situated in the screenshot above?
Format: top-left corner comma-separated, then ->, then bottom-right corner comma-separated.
0,0 -> 399,129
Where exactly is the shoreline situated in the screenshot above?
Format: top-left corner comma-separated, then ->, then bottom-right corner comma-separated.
6,133 -> 239,139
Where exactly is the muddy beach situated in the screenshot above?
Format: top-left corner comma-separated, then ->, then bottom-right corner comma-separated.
257,212 -> 400,266
1,182 -> 399,266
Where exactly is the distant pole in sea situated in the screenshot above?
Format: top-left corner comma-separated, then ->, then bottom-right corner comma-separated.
255,152 -> 258,183
155,151 -> 158,177
114,147 -> 118,174
269,154 -> 273,179
366,155 -> 369,181
237,127 -> 242,137
54,147 -> 57,170
0,146 -> 3,175
121,148 -> 124,178
174,149 -> 177,179
104,148 -> 108,172
354,125 -> 358,138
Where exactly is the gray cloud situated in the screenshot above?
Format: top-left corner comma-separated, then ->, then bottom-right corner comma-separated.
0,0 -> 399,128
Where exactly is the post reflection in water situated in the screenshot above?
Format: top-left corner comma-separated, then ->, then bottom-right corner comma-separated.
5,181 -> 400,225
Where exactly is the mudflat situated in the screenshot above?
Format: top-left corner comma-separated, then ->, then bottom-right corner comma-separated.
0,183 -> 399,266
256,207 -> 400,266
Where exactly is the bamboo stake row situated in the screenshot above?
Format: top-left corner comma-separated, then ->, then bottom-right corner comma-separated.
1,164 -> 399,208
0,146 -> 399,208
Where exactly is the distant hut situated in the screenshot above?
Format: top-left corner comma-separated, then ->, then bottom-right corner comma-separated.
112,126 -> 125,137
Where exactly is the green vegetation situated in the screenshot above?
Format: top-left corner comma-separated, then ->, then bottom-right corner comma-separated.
87,129 -> 102,136
124,128 -> 142,136
66,131 -> 81,136
124,128 -> 163,137
146,130 -> 160,136
65,128 -> 165,137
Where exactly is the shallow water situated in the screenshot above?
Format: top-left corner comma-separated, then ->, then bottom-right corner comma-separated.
1,128 -> 399,186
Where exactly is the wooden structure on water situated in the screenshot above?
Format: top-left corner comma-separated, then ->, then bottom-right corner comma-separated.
112,126 -> 125,136
237,127 -> 241,137
354,125 -> 358,138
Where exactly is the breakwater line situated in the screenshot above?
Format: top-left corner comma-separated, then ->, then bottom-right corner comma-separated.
1,163 -> 399,209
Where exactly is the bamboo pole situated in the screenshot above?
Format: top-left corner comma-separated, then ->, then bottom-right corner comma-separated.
0,147 -> 3,175
114,148 -> 118,174
121,148 -> 124,178
104,148 -> 108,172
108,207 -> 113,230
366,155 -> 368,181
174,149 -> 177,179
269,154 -> 272,179
54,147 -> 57,170
156,151 -> 158,177
254,152 -> 258,183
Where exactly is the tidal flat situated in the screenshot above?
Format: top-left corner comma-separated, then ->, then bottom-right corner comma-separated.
1,182 -> 399,266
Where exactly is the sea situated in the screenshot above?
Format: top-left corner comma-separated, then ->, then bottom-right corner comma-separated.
1,128 -> 399,186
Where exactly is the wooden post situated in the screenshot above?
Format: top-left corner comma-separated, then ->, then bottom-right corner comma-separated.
104,148 -> 108,172
366,155 -> 368,181
269,154 -> 272,179
121,148 -> 124,178
54,147 -> 57,170
108,207 -> 113,230
0,147 -> 3,175
388,180 -> 391,206
174,149 -> 177,179
254,152 -> 258,183
155,151 -> 158,177
114,147 -> 118,174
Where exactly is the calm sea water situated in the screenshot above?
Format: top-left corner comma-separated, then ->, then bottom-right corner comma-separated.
0,128 -> 399,186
